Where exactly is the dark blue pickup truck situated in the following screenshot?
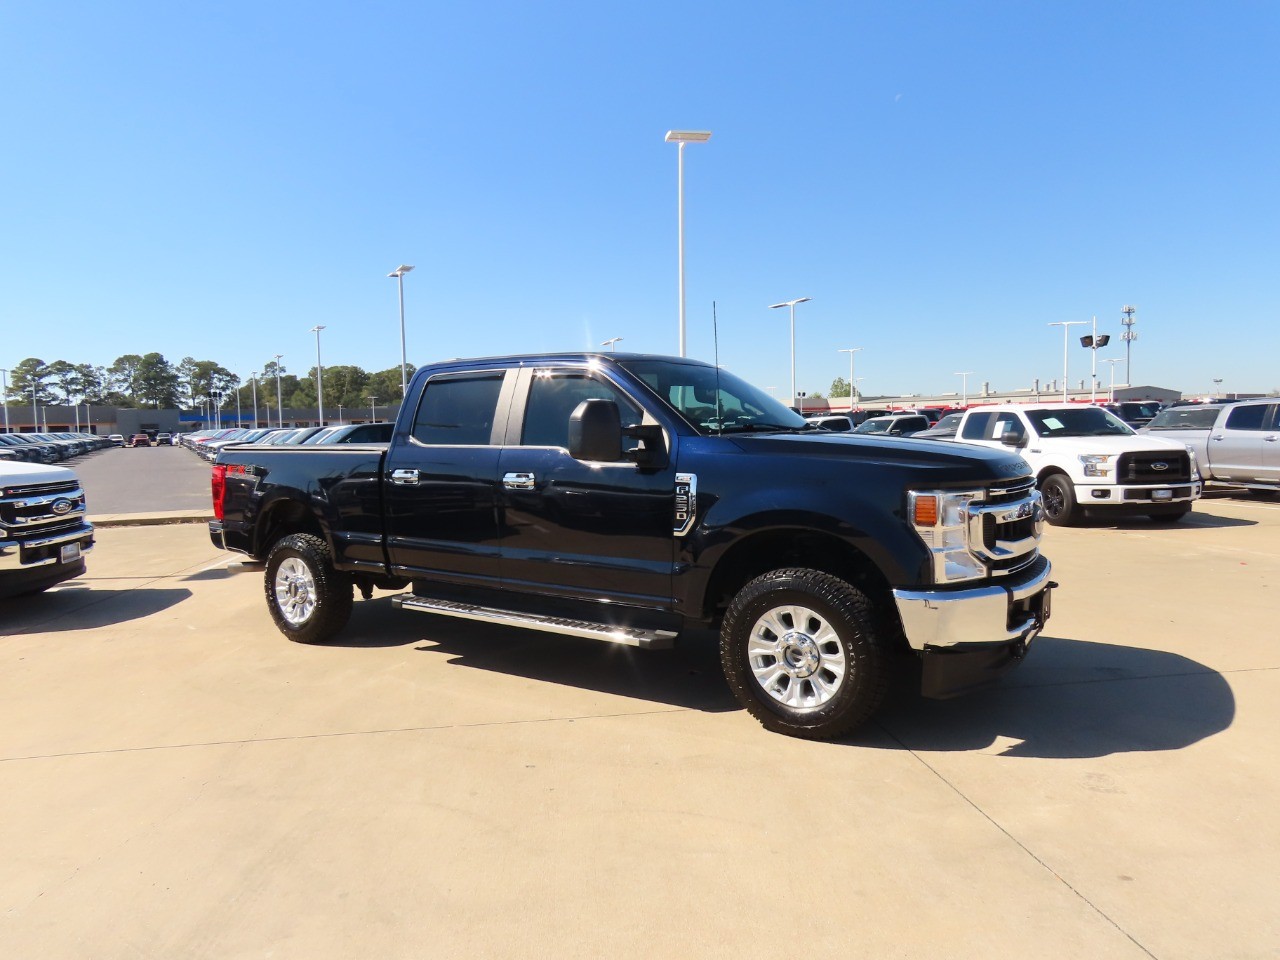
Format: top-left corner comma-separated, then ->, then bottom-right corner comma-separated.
210,353 -> 1054,739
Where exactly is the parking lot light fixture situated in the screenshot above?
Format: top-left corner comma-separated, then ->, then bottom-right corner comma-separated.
310,326 -> 327,425
839,348 -> 862,412
665,130 -> 712,357
251,374 -> 259,427
601,337 -> 623,352
954,372 -> 973,407
273,354 -> 284,426
1048,321 -> 1089,402
768,297 -> 812,406
0,368 -> 10,433
1102,358 -> 1123,402
367,396 -> 378,422
388,265 -> 415,399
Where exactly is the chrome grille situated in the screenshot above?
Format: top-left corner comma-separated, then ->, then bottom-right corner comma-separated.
1117,451 -> 1192,484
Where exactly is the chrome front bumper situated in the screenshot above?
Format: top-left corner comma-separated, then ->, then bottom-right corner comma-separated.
892,558 -> 1054,652
0,522 -> 95,571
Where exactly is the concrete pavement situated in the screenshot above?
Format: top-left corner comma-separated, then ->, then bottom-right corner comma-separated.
2,497 -> 1278,959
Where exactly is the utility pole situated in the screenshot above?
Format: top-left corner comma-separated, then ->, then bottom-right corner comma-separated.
1121,305 -> 1137,384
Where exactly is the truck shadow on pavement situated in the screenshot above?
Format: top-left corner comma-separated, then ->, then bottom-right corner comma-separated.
0,586 -> 192,635
339,598 -> 738,713
870,635 -> 1236,758
1080,511 -> 1255,530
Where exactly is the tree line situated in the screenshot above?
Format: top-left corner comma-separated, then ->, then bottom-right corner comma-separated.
2,355 -> 410,411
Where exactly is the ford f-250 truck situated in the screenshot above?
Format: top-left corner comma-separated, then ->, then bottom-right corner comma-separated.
1,460 -> 94,598
209,353 -> 1055,740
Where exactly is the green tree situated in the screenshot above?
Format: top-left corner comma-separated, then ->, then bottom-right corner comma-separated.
135,353 -> 181,408
829,376 -> 851,399
8,358 -> 56,405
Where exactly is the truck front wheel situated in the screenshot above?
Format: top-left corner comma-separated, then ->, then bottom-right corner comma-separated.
1040,474 -> 1079,526
721,568 -> 893,740
264,533 -> 353,644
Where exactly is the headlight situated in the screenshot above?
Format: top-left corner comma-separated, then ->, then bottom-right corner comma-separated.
909,489 -> 985,583
1078,454 -> 1112,477
1185,446 -> 1200,479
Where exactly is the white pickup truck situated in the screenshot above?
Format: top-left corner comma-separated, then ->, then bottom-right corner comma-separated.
946,404 -> 1202,525
0,460 -> 95,598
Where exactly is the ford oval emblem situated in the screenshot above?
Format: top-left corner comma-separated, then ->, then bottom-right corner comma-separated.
1151,461 -> 1169,472
51,497 -> 74,515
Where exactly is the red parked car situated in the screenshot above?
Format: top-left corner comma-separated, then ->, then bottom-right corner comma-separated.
128,434 -> 152,447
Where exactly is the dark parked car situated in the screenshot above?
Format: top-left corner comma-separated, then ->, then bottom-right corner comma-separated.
915,411 -> 964,439
852,414 -> 931,437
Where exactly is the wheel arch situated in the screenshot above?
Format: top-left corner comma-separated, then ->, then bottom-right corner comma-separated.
253,496 -> 326,559
698,527 -> 899,629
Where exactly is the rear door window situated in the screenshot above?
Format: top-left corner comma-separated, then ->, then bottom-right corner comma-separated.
1225,405 -> 1267,431
411,373 -> 506,446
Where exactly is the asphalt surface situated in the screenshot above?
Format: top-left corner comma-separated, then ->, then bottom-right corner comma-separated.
2,486 -> 1278,958
70,442 -> 215,515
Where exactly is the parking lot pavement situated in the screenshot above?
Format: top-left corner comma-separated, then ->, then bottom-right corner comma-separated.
2,499 -> 1278,960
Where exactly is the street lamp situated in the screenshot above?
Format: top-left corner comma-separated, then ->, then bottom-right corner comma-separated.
1102,359 -> 1124,401
273,354 -> 284,426
1212,378 -> 1224,399
1078,316 -> 1112,402
838,348 -> 863,412
0,368 -> 9,433
388,265 -> 414,400
601,337 -> 623,352
251,374 -> 260,427
768,297 -> 812,406
235,380 -> 242,428
309,325 -> 326,425
954,371 -> 974,407
367,396 -> 378,422
1048,321 -> 1089,401
665,129 -> 712,357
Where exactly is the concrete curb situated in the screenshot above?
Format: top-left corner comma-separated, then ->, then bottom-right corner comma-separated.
89,510 -> 214,528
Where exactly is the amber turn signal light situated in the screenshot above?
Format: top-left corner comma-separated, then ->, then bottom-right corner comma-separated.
913,495 -> 938,527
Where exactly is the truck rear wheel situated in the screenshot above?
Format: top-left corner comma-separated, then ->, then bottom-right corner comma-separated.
1040,474 -> 1078,526
721,568 -> 892,740
264,533 -> 353,644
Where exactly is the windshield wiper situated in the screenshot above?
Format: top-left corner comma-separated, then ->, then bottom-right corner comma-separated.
715,422 -> 813,434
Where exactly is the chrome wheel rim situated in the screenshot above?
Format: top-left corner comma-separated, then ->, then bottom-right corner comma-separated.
747,603 -> 847,711
274,557 -> 317,626
1043,482 -> 1065,517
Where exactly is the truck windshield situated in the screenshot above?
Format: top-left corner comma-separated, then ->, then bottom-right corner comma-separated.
1146,407 -> 1221,430
1025,407 -> 1135,438
617,359 -> 809,435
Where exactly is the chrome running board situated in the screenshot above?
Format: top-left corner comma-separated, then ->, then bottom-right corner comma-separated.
391,594 -> 678,649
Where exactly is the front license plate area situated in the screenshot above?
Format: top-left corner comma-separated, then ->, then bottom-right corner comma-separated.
1152,489 -> 1173,501
60,543 -> 81,564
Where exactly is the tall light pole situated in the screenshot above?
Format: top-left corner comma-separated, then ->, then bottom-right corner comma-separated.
367,396 -> 378,422
769,297 -> 812,406
1048,321 -> 1089,401
665,130 -> 712,357
1102,359 -> 1123,401
1079,316 -> 1111,403
251,374 -> 260,427
1212,378 -> 1224,399
309,326 -> 326,424
388,265 -> 414,399
273,354 -> 284,426
1121,304 -> 1137,384
0,368 -> 9,433
337,404 -> 344,425
32,381 -> 39,433
838,347 -> 862,412
235,380 -> 242,428
601,337 -> 623,352
954,371 -> 974,407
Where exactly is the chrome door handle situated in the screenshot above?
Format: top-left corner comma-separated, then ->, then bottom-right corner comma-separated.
1211,435 -> 1224,441
503,472 -> 536,490
391,468 -> 420,486
1265,435 -> 1279,442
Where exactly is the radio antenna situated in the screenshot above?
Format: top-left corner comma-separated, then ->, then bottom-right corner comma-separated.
713,301 -> 723,436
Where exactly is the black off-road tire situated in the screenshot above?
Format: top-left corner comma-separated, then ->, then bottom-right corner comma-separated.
721,568 -> 894,740
1040,474 -> 1079,526
264,533 -> 353,644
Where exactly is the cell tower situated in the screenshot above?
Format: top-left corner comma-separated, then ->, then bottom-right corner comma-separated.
1121,305 -> 1137,385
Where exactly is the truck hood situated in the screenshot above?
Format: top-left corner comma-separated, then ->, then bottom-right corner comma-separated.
0,460 -> 77,486
728,432 -> 1032,485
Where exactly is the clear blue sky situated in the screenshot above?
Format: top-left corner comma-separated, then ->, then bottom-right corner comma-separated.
2,2 -> 1277,400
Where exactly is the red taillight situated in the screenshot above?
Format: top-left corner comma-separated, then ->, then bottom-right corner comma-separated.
211,464 -> 227,520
